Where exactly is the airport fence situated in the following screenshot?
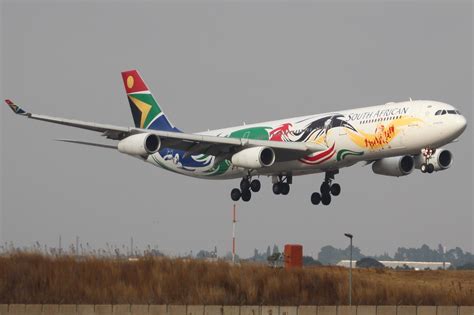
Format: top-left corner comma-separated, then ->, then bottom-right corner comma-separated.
0,304 -> 473,315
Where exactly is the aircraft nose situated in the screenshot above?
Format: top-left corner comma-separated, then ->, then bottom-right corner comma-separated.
439,107 -> 468,142
448,114 -> 468,141
457,114 -> 467,133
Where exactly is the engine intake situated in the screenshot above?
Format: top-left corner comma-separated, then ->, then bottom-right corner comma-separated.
231,146 -> 276,169
118,133 -> 161,156
437,150 -> 453,169
415,148 -> 453,172
372,155 -> 415,177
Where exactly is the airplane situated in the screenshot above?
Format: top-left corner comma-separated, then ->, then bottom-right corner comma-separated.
5,70 -> 467,206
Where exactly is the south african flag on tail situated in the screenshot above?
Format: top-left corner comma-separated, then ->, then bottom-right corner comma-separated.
121,70 -> 180,132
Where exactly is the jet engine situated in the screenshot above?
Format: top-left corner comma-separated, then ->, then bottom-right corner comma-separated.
118,133 -> 161,156
231,146 -> 276,169
415,148 -> 453,172
372,155 -> 415,177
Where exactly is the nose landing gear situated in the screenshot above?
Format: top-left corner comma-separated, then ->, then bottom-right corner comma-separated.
311,171 -> 341,206
420,148 -> 435,174
230,176 -> 261,202
420,163 -> 435,174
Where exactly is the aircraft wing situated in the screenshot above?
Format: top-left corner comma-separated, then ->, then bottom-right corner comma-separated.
5,99 -> 327,161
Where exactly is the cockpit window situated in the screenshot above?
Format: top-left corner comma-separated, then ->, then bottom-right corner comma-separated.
435,109 -> 461,116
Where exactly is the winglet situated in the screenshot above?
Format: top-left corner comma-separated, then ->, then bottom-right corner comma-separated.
5,99 -> 28,115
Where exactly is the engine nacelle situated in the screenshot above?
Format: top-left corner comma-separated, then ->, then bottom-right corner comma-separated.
231,146 -> 276,169
118,133 -> 161,156
415,149 -> 453,171
372,155 -> 415,177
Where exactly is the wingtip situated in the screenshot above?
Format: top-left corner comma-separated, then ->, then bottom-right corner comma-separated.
5,99 -> 27,115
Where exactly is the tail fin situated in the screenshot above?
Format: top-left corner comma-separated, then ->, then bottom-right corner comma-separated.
121,70 -> 180,132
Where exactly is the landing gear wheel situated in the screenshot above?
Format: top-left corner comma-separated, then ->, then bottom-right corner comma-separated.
250,179 -> 261,192
321,193 -> 332,206
272,175 -> 292,196
421,148 -> 436,174
420,163 -> 427,173
241,189 -> 251,202
240,179 -> 250,191
272,183 -> 282,195
330,183 -> 341,196
311,192 -> 321,205
231,188 -> 241,201
427,164 -> 435,174
315,171 -> 339,205
320,182 -> 331,195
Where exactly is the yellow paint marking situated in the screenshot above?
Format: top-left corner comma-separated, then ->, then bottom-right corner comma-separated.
127,76 -> 134,89
129,96 -> 151,128
348,117 -> 423,149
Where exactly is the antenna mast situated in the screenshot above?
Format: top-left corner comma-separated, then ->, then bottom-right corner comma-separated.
232,204 -> 237,264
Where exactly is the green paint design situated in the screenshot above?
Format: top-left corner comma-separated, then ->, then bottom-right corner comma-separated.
155,126 -> 273,177
204,159 -> 231,176
337,149 -> 364,161
201,126 -> 272,176
130,93 -> 162,128
228,126 -> 272,140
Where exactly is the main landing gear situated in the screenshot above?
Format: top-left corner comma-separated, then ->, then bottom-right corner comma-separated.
230,176 -> 261,202
272,175 -> 292,196
311,171 -> 341,206
230,175 -> 292,202
420,148 -> 435,174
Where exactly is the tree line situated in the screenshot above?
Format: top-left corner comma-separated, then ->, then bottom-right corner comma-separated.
246,243 -> 473,268
316,243 -> 473,267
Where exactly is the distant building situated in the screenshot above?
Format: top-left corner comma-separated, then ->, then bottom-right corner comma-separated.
337,260 -> 451,270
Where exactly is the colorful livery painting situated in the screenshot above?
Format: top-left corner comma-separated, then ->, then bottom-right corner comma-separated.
5,70 -> 467,205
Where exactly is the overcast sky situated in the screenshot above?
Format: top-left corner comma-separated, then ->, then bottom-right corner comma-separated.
1,1 -> 472,258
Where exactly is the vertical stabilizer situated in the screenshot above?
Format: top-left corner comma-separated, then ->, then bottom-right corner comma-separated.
121,70 -> 180,132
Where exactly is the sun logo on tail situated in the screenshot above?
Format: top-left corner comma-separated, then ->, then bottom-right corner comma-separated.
127,75 -> 134,89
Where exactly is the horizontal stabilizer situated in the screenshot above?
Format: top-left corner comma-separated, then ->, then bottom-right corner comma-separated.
55,139 -> 117,150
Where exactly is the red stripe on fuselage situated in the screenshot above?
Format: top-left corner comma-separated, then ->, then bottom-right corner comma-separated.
303,143 -> 335,161
299,143 -> 336,165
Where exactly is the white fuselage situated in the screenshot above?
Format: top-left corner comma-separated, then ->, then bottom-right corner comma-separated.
146,100 -> 467,179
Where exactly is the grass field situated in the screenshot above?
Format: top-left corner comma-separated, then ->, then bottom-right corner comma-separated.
0,253 -> 473,305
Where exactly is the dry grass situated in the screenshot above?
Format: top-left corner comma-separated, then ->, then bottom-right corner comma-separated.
0,253 -> 473,305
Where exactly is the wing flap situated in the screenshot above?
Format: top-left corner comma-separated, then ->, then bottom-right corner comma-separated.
31,114 -> 131,139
